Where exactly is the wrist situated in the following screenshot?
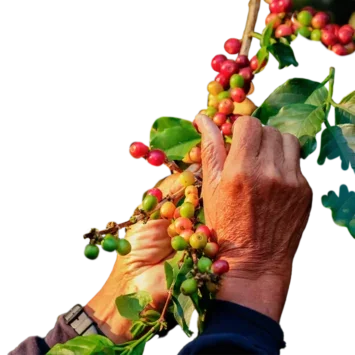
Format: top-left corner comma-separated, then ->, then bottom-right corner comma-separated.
216,256 -> 292,322
84,258 -> 135,344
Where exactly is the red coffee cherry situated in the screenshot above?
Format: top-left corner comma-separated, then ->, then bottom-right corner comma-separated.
211,54 -> 227,72
224,38 -> 242,55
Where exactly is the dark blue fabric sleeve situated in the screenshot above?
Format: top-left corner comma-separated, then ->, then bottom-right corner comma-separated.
179,300 -> 286,355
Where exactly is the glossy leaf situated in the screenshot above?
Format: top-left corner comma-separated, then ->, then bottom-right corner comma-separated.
253,78 -> 325,124
47,335 -> 115,355
164,261 -> 174,289
318,124 -> 355,172
335,91 -> 355,124
261,22 -> 274,47
150,117 -> 201,160
299,135 -> 317,159
322,185 -> 355,238
172,295 -> 193,337
115,291 -> 152,321
173,258 -> 193,296
255,47 -> 269,73
268,43 -> 298,70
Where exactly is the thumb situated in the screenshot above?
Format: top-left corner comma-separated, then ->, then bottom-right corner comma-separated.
195,114 -> 226,193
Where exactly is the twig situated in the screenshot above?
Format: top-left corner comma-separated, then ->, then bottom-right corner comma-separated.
240,0 -> 261,56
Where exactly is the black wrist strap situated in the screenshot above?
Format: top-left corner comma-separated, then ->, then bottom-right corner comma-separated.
64,304 -> 103,336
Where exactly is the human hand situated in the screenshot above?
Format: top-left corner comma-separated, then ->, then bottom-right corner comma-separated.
84,166 -> 200,343
196,114 -> 313,322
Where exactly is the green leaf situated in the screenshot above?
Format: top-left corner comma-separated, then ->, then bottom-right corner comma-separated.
166,251 -> 184,279
47,335 -> 115,355
261,22 -> 274,47
299,135 -> 317,159
177,294 -> 195,325
318,124 -> 355,172
268,43 -> 298,70
172,295 -> 193,337
253,78 -> 324,124
115,291 -> 152,321
255,47 -> 269,73
164,261 -> 174,289
339,89 -> 355,105
304,86 -> 328,107
268,104 -> 325,159
268,104 -> 325,139
333,102 -> 355,124
150,117 -> 201,160
322,185 -> 355,238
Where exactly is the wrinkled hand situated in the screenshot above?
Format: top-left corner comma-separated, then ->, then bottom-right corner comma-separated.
85,166 -> 199,343
196,114 -> 313,321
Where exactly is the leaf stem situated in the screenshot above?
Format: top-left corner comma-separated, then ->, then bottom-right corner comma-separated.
324,67 -> 336,129
240,0 -> 261,56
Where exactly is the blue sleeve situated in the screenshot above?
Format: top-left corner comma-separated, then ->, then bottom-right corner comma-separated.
179,300 -> 286,355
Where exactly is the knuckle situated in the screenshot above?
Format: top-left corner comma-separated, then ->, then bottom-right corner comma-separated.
282,133 -> 299,146
263,166 -> 283,185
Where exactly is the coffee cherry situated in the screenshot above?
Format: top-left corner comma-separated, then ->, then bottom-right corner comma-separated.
221,122 -> 233,136
150,210 -> 161,220
229,114 -> 241,125
84,244 -> 99,260
297,10 -> 312,26
160,201 -> 176,219
190,232 -> 208,249
196,225 -> 212,239
206,281 -> 218,293
321,29 -> 338,47
168,223 -> 178,238
179,171 -> 195,187
181,278 -> 198,295
208,81 -> 224,95
185,185 -> 198,197
171,236 -> 188,251
236,55 -> 250,68
147,150 -> 166,166
220,60 -> 239,79
247,82 -> 255,95
275,24 -> 293,38
215,73 -> 230,89
204,242 -> 219,258
281,0 -> 293,12
185,193 -> 199,207
265,13 -> 282,29
344,42 -> 355,54
217,91 -> 231,101
250,56 -> 258,71
332,44 -> 347,56
224,38 -> 242,55
180,229 -> 194,243
129,142 -> 149,159
182,152 -> 194,164
338,25 -> 354,45
231,88 -> 246,103
230,74 -> 245,89
117,239 -> 131,256
205,106 -> 217,118
211,259 -> 230,275
310,29 -> 321,41
324,24 -> 340,37
239,67 -> 254,82
147,188 -> 163,202
175,217 -> 193,234
269,0 -> 284,14
218,99 -> 234,115
102,235 -> 119,252
142,195 -> 158,212
174,206 -> 181,219
189,147 -> 202,163
208,96 -> 219,110
311,12 -> 330,29
297,26 -> 311,38
198,256 -> 213,273
213,112 -> 227,126
180,202 -> 195,219
302,6 -> 316,16
211,54 -> 227,72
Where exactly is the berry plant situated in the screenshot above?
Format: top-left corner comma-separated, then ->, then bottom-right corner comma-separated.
49,0 -> 355,354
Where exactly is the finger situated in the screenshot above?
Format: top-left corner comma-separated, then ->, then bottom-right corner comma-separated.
259,126 -> 284,168
282,133 -> 301,178
226,116 -> 263,168
196,114 -> 227,191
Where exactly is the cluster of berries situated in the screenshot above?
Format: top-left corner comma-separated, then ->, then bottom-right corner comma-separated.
141,170 -> 229,295
266,0 -> 355,56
